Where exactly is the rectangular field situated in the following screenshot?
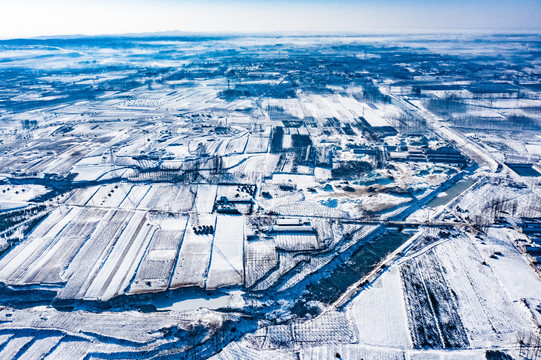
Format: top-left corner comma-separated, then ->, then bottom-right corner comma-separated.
84,210 -> 151,300
21,208 -> 106,285
350,267 -> 411,348
59,210 -> 134,299
193,185 -> 218,214
400,251 -> 470,349
170,214 -> 216,289
130,215 -> 189,293
0,207 -> 83,284
244,239 -> 278,288
245,135 -> 269,153
400,259 -> 443,348
206,215 -> 245,290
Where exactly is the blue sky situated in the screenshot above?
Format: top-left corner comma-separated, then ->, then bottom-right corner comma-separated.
1,0 -> 540,38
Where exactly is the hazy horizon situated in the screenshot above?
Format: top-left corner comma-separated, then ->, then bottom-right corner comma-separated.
1,0 -> 540,39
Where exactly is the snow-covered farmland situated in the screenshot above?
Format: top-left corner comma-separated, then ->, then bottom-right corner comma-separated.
206,215 -> 245,289
170,214 -> 216,289
244,238 -> 278,288
130,215 -> 189,293
1,33 -> 541,360
0,184 -> 48,211
350,267 -> 411,348
274,232 -> 319,251
245,135 -> 269,153
194,184 -> 218,213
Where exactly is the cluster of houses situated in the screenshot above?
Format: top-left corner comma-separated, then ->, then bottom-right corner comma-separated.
520,217 -> 541,265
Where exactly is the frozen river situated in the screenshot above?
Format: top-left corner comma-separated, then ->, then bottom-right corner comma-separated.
426,177 -> 476,208
151,288 -> 233,312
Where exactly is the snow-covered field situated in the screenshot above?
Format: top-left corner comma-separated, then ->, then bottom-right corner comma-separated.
213,226 -> 540,359
0,305 -> 230,360
350,267 -> 411,348
130,215 -> 188,293
244,238 -> 278,288
170,214 -> 216,289
206,215 -> 245,289
0,184 -> 48,210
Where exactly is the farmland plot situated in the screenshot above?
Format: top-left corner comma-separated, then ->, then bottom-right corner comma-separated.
300,345 -> 406,360
170,214 -> 216,288
64,186 -> 100,206
225,134 -> 249,154
200,138 -> 223,156
410,350 -> 489,359
194,184 -> 218,213
0,306 -> 195,345
84,210 -> 152,300
276,251 -> 341,292
130,215 -> 188,293
282,134 -> 292,149
270,202 -> 347,218
263,324 -> 295,350
276,153 -> 295,173
222,154 -> 249,171
274,233 -> 319,251
210,341 -> 296,360
206,215 -> 245,290
0,336 -> 33,359
119,184 -> 152,209
86,183 -> 132,208
11,337 -> 80,360
244,238 -> 278,288
59,210 -> 134,299
138,184 -> 195,213
0,334 -> 11,348
400,259 -> 444,348
262,154 -> 281,176
293,311 -> 356,344
414,251 -> 470,348
0,207 -> 82,284
245,135 -> 269,153
311,218 -> 334,246
231,155 -> 269,179
20,208 -> 106,285
46,146 -> 93,174
7,207 -> 71,248
135,185 -> 159,210
349,267 -> 411,348
252,252 -> 311,292
483,228 -> 541,301
42,340 -> 99,359
217,139 -> 232,156
433,236 -> 533,346
72,164 -> 128,182
402,243 -> 476,348
18,336 -> 63,360
168,185 -> 196,212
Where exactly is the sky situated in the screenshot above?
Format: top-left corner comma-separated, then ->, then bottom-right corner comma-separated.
0,0 -> 540,39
